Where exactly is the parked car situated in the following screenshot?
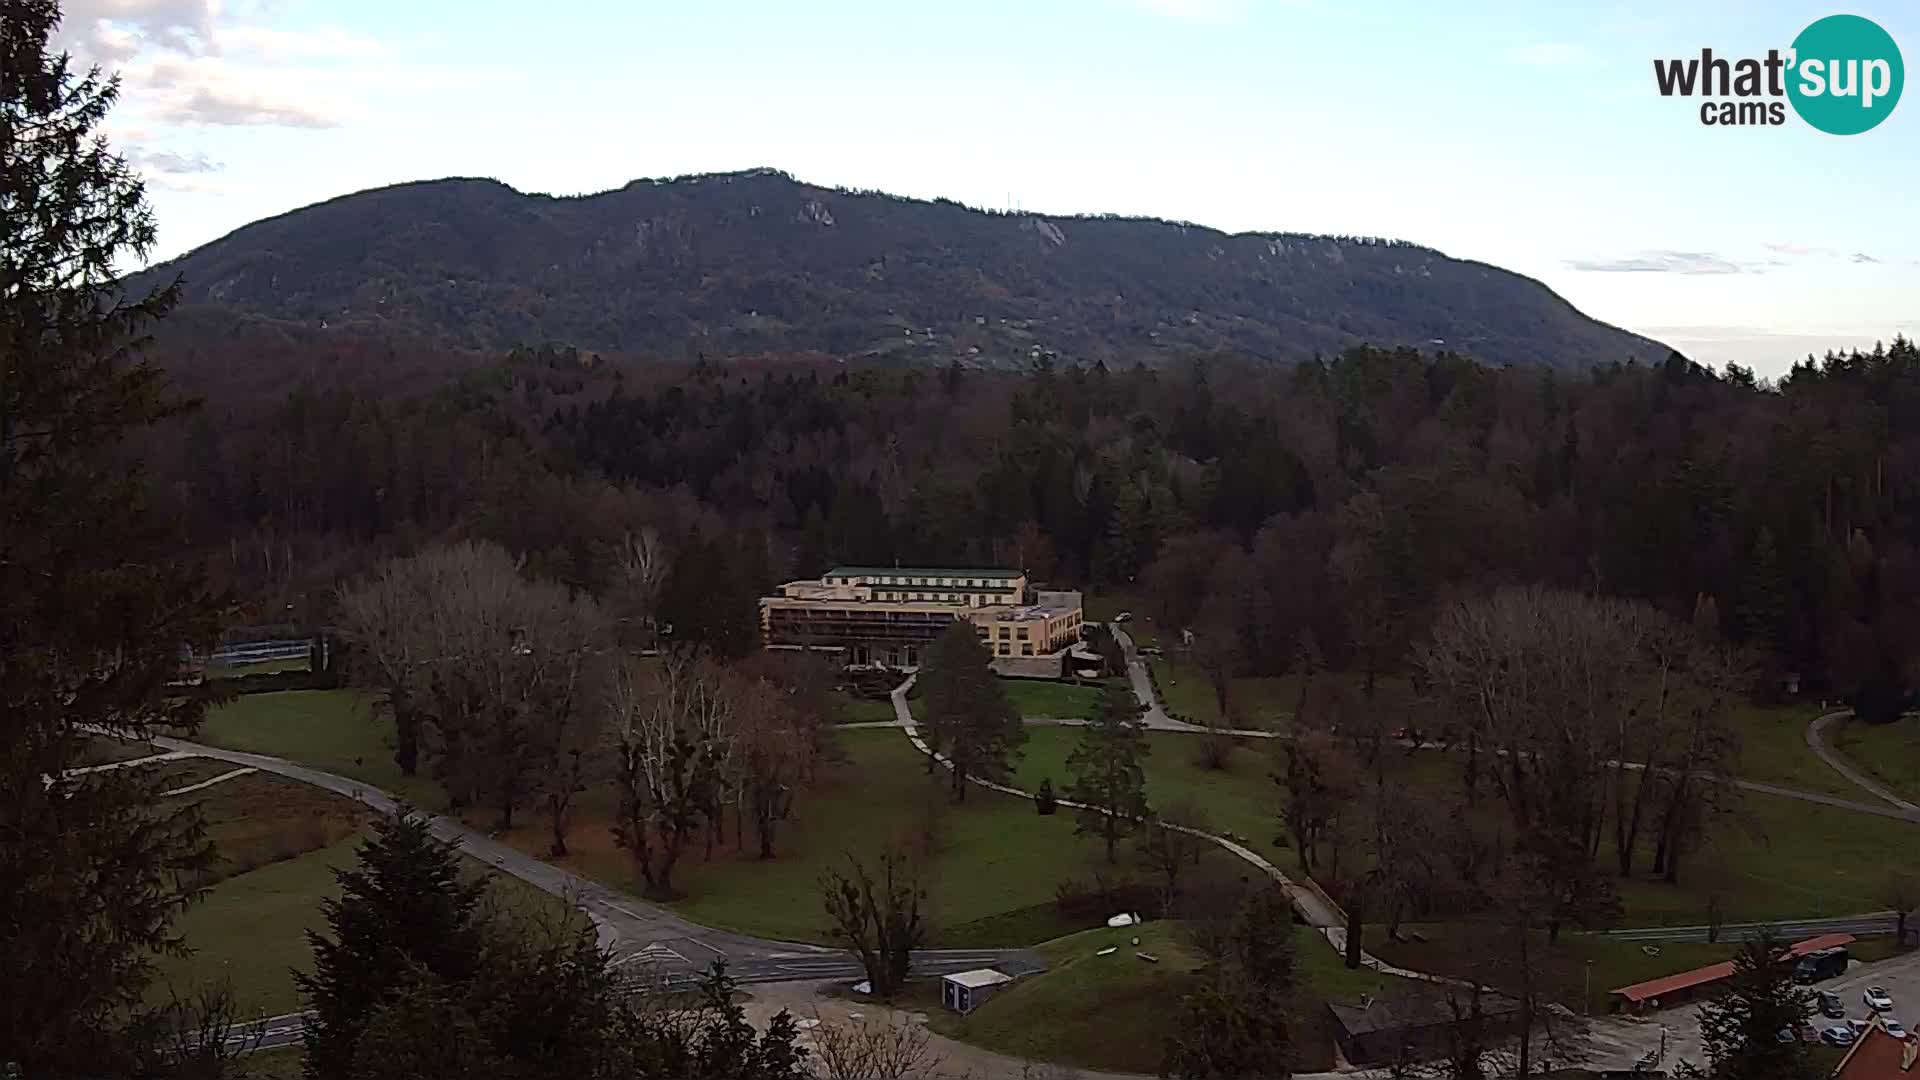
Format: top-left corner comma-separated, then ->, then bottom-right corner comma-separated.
1777,1028 -> 1797,1044
1823,1025 -> 1858,1047
1867,986 -> 1896,1012
1113,612 -> 1133,623
1886,1020 -> 1910,1040
1849,1018 -> 1872,1036
1820,991 -> 1846,1018
1797,1023 -> 1823,1043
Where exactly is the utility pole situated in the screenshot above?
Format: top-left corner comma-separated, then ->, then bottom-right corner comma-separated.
1585,959 -> 1593,1017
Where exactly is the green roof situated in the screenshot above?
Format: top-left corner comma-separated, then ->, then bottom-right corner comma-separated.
826,567 -> 1023,580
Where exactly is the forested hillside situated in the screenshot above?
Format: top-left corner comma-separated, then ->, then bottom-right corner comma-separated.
134,168 -> 1665,370
142,334 -> 1920,707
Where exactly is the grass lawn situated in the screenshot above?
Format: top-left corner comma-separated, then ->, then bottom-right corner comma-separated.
1372,926 -> 1742,1014
941,920 -> 1413,1074
1731,702 -> 1857,797
157,832 -> 582,1016
1610,786 -> 1920,924
1832,715 -> 1920,804
935,920 -> 1202,1073
1085,592 -> 1157,648
1020,719 -> 1917,927
197,690 -> 444,809
836,694 -> 898,724
999,678 -> 1106,719
1012,726 -> 1299,874
490,729 -> 1111,947
1149,660 -> 1420,732
156,835 -> 360,1015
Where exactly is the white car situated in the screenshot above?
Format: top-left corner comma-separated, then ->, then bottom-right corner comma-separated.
1885,1019 -> 1910,1040
1866,987 -> 1896,1012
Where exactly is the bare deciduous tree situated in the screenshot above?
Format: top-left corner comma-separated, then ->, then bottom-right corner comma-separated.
819,847 -> 927,999
606,650 -> 724,898
807,1010 -> 940,1080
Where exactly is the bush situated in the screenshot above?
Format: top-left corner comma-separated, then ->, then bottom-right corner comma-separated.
1035,776 -> 1058,815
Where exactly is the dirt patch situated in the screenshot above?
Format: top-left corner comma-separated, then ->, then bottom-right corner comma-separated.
178,772 -> 371,888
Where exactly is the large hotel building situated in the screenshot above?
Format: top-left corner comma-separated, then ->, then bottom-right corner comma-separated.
759,567 -> 1084,675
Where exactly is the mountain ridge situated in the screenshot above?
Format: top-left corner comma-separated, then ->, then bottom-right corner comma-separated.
137,167 -> 1670,370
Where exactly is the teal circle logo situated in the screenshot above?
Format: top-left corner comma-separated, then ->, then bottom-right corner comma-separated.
1787,14 -> 1903,135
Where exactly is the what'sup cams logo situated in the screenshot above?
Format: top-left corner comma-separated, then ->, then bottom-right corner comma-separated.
1654,13 -> 1903,134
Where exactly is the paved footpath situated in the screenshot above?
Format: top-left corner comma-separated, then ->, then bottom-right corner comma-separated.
1807,710 -> 1920,816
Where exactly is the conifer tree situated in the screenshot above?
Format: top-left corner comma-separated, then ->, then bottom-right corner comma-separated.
2,2 -> 228,1071
1065,681 -> 1151,861
297,809 -> 487,1079
918,621 -> 1024,800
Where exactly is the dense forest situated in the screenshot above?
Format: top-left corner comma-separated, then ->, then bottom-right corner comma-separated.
142,333 -> 1920,708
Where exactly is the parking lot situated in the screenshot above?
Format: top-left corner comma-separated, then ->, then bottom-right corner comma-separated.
1586,946 -> 1920,1072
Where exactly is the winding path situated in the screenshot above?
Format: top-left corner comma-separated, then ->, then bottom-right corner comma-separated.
1806,710 -> 1920,816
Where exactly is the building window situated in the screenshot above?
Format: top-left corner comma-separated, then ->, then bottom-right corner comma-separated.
1021,644 -> 1034,656
1016,627 -> 1029,638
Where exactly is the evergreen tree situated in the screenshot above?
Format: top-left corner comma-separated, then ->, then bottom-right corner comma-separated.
1064,682 -> 1152,861
1735,528 -> 1788,659
918,621 -> 1024,801
1681,933 -> 1818,1080
297,808 -> 487,1079
1,3 -> 229,1072
1162,886 -> 1297,1079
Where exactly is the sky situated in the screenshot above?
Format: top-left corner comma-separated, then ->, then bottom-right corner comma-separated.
55,0 -> 1920,376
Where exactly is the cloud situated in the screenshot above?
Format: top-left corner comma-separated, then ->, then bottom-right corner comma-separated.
1121,0 -> 1253,22
58,0 -> 218,59
53,0 -> 372,131
1508,42 -> 1587,66
122,146 -> 221,173
1851,252 -> 1880,264
153,83 -> 341,127
214,24 -> 386,61
1565,250 -> 1748,275
1765,241 -> 1825,257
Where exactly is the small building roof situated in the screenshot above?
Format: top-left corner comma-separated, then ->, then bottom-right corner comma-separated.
827,567 -> 1024,580
1832,1015 -> 1920,1079
1327,990 -> 1519,1038
942,968 -> 1015,989
1610,933 -> 1856,1005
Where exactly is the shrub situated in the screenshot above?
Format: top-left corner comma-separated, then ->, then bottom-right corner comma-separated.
1035,776 -> 1058,815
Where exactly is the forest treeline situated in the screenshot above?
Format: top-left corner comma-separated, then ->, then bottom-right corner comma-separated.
143,334 -> 1920,708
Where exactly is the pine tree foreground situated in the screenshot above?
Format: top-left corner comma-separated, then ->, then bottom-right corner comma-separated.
2,1 -> 230,1073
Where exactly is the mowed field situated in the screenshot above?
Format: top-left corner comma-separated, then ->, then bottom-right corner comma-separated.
184,684 -> 1916,964
1832,714 -> 1920,804
148,763 -> 576,1015
938,920 -> 1415,1074
198,689 -> 444,809
494,728 -> 1120,947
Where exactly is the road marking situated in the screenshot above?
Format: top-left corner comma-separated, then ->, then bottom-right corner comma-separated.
615,941 -> 688,967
